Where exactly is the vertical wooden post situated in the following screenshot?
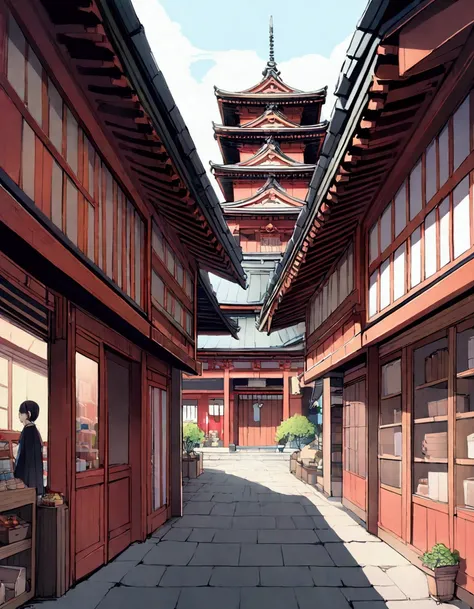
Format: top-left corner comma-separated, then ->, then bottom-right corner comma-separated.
448,326 -> 455,550
283,369 -> 290,420
323,377 -> 332,496
367,345 -> 380,536
169,367 -> 182,517
403,347 -> 412,543
223,366 -> 230,447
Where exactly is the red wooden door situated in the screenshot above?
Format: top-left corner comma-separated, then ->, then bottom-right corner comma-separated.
147,383 -> 170,534
74,346 -> 105,581
343,379 -> 367,517
106,352 -> 132,560
238,393 -> 283,446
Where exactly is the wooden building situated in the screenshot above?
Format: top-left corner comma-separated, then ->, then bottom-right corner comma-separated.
259,0 -> 474,603
0,0 -> 244,592
183,25 -> 328,448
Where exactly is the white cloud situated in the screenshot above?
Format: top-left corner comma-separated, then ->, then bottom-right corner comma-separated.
131,0 -> 350,198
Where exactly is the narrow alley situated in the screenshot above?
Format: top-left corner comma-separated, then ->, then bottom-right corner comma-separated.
29,454 -> 467,609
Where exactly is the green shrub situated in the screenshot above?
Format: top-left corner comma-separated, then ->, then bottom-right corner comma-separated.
275,414 -> 316,449
420,543 -> 460,570
183,422 -> 205,455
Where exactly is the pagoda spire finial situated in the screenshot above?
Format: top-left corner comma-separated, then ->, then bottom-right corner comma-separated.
262,16 -> 280,78
269,15 -> 275,63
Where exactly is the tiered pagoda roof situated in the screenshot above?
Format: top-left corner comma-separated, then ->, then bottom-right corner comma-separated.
220,176 -> 304,216
211,137 -> 315,200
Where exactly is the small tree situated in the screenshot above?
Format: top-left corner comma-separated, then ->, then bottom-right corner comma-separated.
275,414 -> 315,450
183,422 -> 205,455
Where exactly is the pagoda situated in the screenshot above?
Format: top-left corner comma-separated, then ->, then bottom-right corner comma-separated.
182,19 -> 328,448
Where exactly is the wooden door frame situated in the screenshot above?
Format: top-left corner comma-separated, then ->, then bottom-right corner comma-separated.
146,379 -> 171,535
343,373 -> 368,520
237,392 -> 283,447
104,349 -> 134,561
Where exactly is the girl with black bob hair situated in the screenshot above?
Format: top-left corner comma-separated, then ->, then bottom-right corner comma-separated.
14,400 -> 44,496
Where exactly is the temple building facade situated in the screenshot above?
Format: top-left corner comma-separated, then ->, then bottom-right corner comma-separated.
183,24 -> 327,448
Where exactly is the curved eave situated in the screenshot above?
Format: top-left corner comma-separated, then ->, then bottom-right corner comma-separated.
197,271 -> 240,339
215,87 -> 327,103
211,163 -> 316,175
60,0 -> 246,288
213,123 -> 328,139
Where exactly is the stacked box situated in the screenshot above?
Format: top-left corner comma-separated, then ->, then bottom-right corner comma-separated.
422,432 -> 448,459
428,472 -> 448,502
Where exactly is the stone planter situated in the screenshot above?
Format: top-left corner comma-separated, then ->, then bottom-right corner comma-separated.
290,451 -> 299,474
295,460 -> 302,480
305,465 -> 319,486
182,453 -> 203,479
425,565 -> 459,602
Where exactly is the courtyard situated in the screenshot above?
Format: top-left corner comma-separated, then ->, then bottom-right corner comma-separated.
29,454 -> 468,609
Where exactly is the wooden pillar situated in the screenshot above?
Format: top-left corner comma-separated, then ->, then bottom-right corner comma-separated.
223,367 -> 230,447
322,377 -> 332,496
283,369 -> 290,420
169,367 -> 182,517
367,346 -> 380,536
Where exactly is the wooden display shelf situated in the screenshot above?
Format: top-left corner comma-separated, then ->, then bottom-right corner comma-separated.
413,415 -> 448,424
456,411 -> 474,420
0,538 -> 31,561
414,456 -> 448,463
378,454 -> 401,460
380,392 -> 402,401
457,368 -> 474,379
455,458 -> 474,465
380,482 -> 402,494
415,378 -> 448,390
379,422 -> 402,429
1,589 -> 34,609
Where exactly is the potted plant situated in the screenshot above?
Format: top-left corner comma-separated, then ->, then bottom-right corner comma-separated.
276,415 -> 316,475
420,543 -> 460,601
182,423 -> 205,479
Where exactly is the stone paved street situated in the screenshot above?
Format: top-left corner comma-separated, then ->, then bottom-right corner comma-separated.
28,454 -> 469,609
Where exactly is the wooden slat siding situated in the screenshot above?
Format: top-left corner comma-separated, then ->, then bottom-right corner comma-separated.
0,273 -> 48,336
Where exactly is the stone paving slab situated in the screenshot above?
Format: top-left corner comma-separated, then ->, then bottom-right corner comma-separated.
209,566 -> 259,587
121,564 -> 166,587
159,566 -> 212,587
213,529 -> 257,543
96,586 -> 180,609
239,543 -> 283,566
142,541 -> 197,566
260,566 -> 314,587
240,587 -> 298,609
88,561 -> 138,583
295,586 -> 351,609
282,543 -> 334,566
257,529 -> 319,544
189,542 -> 240,566
177,586 -> 240,609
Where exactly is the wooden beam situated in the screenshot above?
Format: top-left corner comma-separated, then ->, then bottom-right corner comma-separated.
323,376 -> 332,496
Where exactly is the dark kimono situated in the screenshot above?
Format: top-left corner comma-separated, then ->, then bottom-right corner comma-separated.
14,424 -> 43,496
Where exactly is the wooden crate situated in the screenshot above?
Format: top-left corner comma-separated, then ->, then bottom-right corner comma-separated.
36,504 -> 69,598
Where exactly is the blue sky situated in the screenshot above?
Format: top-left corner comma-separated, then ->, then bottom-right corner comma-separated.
132,0 -> 369,197
160,0 -> 368,64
